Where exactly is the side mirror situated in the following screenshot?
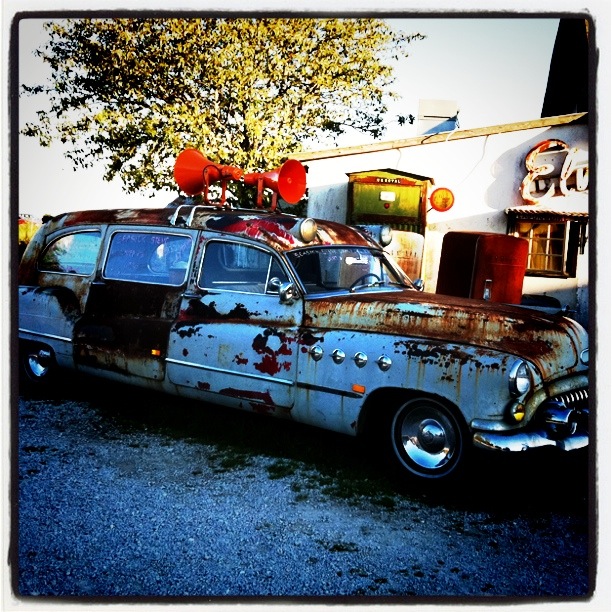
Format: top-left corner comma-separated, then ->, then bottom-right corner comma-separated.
412,278 -> 425,292
267,277 -> 282,294
279,282 -> 297,305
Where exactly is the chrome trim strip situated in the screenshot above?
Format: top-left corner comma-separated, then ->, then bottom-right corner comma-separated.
296,381 -> 363,399
165,357 -> 293,386
18,328 -> 72,343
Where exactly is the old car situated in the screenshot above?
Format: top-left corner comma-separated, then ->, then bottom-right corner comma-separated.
17,153 -> 589,481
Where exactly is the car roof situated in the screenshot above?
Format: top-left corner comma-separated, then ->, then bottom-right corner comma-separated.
41,204 -> 377,252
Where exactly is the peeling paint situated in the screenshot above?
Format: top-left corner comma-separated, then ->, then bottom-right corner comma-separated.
19,205 -> 590,469
305,293 -> 581,379
252,329 -> 294,375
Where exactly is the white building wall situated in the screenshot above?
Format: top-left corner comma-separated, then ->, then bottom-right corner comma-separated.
298,118 -> 589,327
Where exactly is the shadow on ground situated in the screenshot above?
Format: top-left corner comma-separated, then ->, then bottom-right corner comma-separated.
18,372 -> 592,518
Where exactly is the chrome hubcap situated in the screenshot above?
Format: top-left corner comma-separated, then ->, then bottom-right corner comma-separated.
27,349 -> 51,379
416,419 -> 447,454
397,404 -> 458,471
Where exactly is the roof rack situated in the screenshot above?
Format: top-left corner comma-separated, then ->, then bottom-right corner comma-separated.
169,204 -> 192,226
169,203 -> 226,227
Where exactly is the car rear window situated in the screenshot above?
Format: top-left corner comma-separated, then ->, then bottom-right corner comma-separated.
38,231 -> 102,276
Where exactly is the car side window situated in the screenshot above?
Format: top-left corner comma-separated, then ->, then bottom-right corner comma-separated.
199,241 -> 288,294
38,231 -> 102,276
103,231 -> 193,286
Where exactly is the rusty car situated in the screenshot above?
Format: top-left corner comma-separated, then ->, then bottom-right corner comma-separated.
18,152 -> 589,481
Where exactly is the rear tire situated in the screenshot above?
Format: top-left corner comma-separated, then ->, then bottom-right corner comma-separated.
388,396 -> 467,482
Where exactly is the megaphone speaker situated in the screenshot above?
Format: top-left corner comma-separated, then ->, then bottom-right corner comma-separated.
244,159 -> 307,205
275,159 -> 307,204
174,149 -> 243,196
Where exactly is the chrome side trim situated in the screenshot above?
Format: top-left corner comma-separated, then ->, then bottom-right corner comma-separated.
296,381 -> 363,399
18,328 -> 72,343
165,357 -> 293,386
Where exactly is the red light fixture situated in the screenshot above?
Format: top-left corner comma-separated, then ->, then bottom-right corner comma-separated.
429,187 -> 455,212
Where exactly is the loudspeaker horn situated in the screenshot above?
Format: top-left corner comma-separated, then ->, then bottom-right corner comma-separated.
244,159 -> 307,208
174,149 -> 243,204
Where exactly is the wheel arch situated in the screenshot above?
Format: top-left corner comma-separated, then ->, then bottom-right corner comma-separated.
357,386 -> 469,440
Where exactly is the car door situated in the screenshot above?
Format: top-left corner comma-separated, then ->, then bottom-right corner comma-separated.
73,227 -> 195,381
167,238 -> 302,411
19,227 -> 103,370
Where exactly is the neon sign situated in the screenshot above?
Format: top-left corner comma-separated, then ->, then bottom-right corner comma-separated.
520,139 -> 588,205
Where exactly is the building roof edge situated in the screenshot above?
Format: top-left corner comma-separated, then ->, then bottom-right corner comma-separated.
292,113 -> 588,162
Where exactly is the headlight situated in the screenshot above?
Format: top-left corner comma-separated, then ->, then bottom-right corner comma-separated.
580,348 -> 589,365
508,360 -> 531,397
379,225 -> 393,247
297,218 -> 317,243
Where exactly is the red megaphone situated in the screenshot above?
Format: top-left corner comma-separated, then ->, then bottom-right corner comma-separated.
244,159 -> 307,208
174,149 -> 243,204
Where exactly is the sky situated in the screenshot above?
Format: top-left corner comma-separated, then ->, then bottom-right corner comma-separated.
16,15 -> 561,219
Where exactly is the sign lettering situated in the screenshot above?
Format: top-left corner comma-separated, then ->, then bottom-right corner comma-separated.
520,139 -> 589,205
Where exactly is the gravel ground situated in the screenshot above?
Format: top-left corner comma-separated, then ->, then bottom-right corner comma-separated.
14,376 -> 593,602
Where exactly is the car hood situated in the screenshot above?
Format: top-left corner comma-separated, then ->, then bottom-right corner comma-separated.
303,290 -> 588,380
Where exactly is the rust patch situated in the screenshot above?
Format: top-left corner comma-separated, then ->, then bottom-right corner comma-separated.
252,329 -> 293,375
182,299 -> 254,321
304,291 -> 581,377
299,331 -> 325,347
174,300 -> 255,337
33,287 -> 82,321
173,324 -> 201,339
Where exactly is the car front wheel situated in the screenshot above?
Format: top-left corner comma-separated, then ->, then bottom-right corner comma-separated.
389,396 -> 466,481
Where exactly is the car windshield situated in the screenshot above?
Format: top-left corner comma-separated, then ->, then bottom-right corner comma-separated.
286,246 -> 411,295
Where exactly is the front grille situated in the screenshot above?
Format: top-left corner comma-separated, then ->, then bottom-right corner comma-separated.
540,387 -> 589,436
553,388 -> 588,410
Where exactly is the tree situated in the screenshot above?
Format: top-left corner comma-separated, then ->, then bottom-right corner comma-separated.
21,17 -> 424,197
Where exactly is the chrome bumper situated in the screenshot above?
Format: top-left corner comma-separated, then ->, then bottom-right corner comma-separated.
473,398 -> 588,452
473,430 -> 588,452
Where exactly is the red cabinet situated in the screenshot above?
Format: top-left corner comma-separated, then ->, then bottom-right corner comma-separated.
436,232 -> 528,304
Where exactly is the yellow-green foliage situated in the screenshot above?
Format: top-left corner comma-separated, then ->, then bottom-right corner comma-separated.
21,18 -> 423,196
